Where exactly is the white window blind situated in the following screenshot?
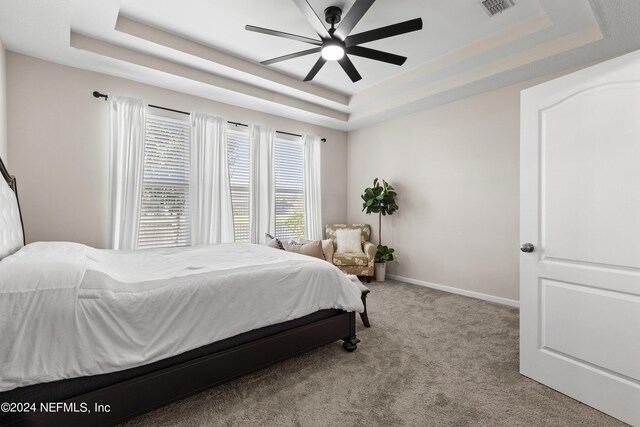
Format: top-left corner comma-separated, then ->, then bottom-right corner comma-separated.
227,126 -> 251,243
137,108 -> 191,249
274,135 -> 305,240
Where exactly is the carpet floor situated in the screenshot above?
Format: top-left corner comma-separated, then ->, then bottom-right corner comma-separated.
123,280 -> 625,427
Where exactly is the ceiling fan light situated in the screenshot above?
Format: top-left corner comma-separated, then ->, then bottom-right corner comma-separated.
321,44 -> 344,61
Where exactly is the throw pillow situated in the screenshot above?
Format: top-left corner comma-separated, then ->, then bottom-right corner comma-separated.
287,238 -> 334,262
321,239 -> 334,263
335,228 -> 363,254
283,240 -> 325,260
287,238 -> 313,245
264,233 -> 284,250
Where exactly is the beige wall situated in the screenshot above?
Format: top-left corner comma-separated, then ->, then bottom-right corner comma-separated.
7,50 -> 586,302
6,53 -> 348,248
347,72 -> 576,302
0,41 -> 7,163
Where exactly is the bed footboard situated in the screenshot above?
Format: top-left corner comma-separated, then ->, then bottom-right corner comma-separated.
4,311 -> 358,427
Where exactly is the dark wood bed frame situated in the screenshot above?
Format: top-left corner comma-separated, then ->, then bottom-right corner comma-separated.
0,157 -> 361,426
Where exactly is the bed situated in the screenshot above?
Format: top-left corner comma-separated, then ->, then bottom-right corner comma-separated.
0,156 -> 364,426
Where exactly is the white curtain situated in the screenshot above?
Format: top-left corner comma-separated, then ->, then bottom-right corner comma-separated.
190,113 -> 235,245
108,96 -> 146,250
249,125 -> 276,244
303,134 -> 323,240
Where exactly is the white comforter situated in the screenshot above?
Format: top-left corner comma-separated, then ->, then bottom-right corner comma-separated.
0,242 -> 364,392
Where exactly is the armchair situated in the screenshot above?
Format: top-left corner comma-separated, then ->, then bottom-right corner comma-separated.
325,224 -> 375,283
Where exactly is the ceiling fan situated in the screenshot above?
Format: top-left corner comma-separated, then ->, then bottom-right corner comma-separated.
245,0 -> 423,82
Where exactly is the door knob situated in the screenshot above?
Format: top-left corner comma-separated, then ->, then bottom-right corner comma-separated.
520,243 -> 534,253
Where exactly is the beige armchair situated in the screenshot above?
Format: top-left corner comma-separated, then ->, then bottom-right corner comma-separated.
325,224 -> 376,283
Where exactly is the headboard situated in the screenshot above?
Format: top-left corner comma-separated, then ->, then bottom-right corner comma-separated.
0,155 -> 26,249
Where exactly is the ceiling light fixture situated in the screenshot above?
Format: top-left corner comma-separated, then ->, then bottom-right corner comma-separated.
321,41 -> 345,61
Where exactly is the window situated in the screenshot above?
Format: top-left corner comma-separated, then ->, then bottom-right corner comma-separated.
137,108 -> 191,248
274,135 -> 305,240
227,125 -> 251,243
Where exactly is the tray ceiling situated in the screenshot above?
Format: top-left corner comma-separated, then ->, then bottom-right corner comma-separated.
1,0 -> 639,130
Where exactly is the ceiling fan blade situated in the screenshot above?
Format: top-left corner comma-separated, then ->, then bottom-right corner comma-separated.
245,25 -> 322,46
346,46 -> 406,66
345,18 -> 423,47
338,55 -> 362,82
291,0 -> 331,39
304,57 -> 327,81
261,48 -> 322,65
333,0 -> 375,41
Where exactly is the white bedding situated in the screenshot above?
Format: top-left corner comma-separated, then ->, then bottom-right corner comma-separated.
0,242 -> 364,392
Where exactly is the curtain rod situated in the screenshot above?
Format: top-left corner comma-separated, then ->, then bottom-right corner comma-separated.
93,91 -> 326,142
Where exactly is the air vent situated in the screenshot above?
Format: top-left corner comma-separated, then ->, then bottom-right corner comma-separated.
481,0 -> 515,16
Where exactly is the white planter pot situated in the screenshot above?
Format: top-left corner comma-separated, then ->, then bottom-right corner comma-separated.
375,262 -> 386,282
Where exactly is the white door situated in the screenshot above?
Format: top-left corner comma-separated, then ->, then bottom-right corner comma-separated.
520,49 -> 640,426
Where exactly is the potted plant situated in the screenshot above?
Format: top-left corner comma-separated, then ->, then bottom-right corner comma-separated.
374,245 -> 395,281
361,178 -> 398,281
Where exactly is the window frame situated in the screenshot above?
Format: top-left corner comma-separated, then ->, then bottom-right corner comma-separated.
273,134 -> 305,241
227,124 -> 251,243
137,107 -> 191,249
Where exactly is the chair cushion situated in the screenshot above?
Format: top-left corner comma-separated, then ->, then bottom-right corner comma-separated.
333,252 -> 369,267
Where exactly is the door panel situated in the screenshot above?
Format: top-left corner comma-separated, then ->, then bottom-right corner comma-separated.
541,85 -> 640,269
521,49 -> 640,425
541,278 -> 640,380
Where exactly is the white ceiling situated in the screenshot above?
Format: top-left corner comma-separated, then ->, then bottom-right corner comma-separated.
0,0 -> 639,131
114,0 -> 547,95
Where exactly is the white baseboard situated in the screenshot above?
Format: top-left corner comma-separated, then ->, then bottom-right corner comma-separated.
386,274 -> 520,308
